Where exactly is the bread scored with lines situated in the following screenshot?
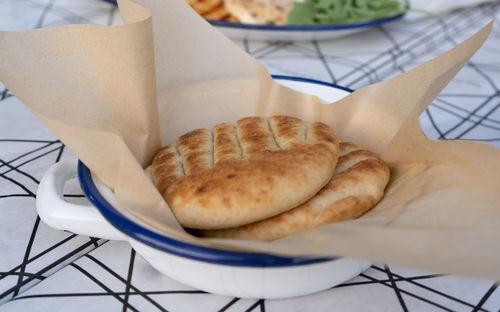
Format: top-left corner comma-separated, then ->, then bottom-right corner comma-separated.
201,142 -> 390,240
151,116 -> 340,230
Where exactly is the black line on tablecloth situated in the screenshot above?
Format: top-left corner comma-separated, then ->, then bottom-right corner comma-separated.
55,144 -> 65,162
0,143 -> 63,177
243,39 -> 250,54
384,265 -> 408,312
339,9 -> 475,87
267,46 -> 317,65
282,42 -> 317,55
1,144 -> 58,189
0,143 -> 64,196
244,299 -> 265,312
70,263 -> 139,312
436,16 -> 500,140
454,101 -> 500,139
439,94 -> 497,139
440,93 -> 492,98
29,0 -> 108,26
0,158 -> 40,185
439,4 -> 492,40
0,194 -> 35,199
122,249 -> 136,312
425,108 -> 445,138
439,16 -> 500,92
13,217 -> 40,296
471,61 -> 500,71
335,273 -> 443,288
313,41 -> 336,84
34,0 -> 55,28
472,282 -> 498,312
13,290 -> 206,300
431,101 -> 497,130
85,254 -> 167,312
359,273 -> 456,312
0,234 -> 77,281
0,272 -> 45,280
140,290 -> 206,294
252,42 -> 293,59
267,66 -> 305,80
42,7 -> 114,28
257,41 -> 326,62
251,42 -> 283,58
8,145 -> 63,168
326,54 -> 380,84
0,161 -> 35,197
336,15 -> 447,83
434,97 -> 500,126
376,26 -> 405,73
218,298 -> 240,312
0,139 -> 55,143
378,25 -> 416,60
342,27 -> 434,87
63,194 -> 85,198
460,137 -> 500,142
371,265 -> 489,311
467,61 -> 500,91
0,237 -> 102,299
0,88 -> 12,101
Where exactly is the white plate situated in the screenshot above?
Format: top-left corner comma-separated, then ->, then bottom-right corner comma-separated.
209,13 -> 405,41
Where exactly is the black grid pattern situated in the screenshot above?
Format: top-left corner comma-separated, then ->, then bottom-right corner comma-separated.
0,0 -> 499,311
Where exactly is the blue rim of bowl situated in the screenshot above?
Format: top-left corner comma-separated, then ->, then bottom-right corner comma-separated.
78,75 -> 352,267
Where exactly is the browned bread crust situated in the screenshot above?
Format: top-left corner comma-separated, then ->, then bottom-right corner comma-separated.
201,142 -> 390,240
152,116 -> 340,230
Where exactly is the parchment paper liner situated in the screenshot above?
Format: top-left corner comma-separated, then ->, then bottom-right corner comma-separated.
0,0 -> 499,279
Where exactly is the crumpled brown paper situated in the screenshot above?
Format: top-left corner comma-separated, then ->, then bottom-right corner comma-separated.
0,0 -> 499,280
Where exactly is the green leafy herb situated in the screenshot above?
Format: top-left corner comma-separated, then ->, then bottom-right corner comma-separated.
288,0 -> 406,25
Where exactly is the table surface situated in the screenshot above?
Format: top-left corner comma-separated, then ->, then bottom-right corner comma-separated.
1,0 -> 500,311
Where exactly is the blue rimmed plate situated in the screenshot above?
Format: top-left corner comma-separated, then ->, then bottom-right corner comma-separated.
209,12 -> 405,41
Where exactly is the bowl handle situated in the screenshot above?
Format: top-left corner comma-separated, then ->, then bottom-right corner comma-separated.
36,158 -> 128,241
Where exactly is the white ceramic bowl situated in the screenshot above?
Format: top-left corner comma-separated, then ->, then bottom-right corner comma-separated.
36,76 -> 370,299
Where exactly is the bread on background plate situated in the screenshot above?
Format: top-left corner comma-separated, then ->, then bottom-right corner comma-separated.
223,0 -> 294,24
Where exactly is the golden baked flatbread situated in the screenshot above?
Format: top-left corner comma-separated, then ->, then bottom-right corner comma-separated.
151,116 -> 340,230
201,142 -> 390,240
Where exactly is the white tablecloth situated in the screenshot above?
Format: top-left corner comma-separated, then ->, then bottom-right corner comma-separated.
0,0 -> 499,311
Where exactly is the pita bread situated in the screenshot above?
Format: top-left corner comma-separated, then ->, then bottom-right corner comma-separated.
201,142 -> 390,240
151,116 -> 340,230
